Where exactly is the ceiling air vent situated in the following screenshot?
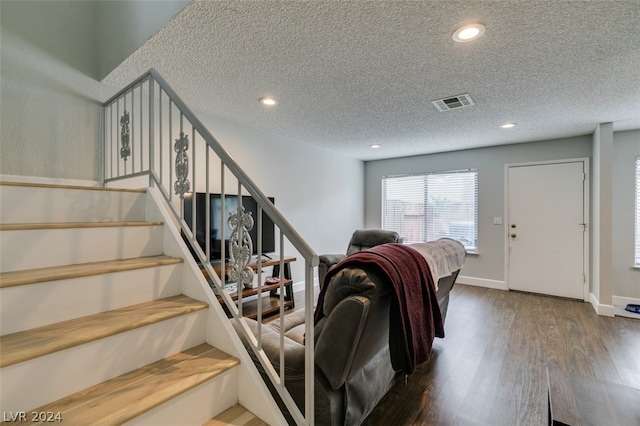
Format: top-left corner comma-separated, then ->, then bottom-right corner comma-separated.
431,93 -> 475,112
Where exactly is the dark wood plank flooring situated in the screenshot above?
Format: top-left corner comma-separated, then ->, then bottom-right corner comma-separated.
360,284 -> 640,426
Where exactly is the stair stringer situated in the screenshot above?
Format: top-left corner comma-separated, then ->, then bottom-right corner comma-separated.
144,186 -> 288,426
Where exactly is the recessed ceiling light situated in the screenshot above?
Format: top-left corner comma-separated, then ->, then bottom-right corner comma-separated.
370,144 -> 381,149
259,97 -> 278,106
452,23 -> 486,42
500,123 -> 516,129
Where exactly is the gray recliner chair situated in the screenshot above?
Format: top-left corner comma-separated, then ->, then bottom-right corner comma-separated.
234,236 -> 466,426
318,229 -> 402,287
235,240 -> 464,425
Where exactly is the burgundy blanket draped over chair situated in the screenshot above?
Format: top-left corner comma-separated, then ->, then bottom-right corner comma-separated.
315,243 -> 444,375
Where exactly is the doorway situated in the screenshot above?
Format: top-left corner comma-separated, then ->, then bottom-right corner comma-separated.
506,159 -> 589,300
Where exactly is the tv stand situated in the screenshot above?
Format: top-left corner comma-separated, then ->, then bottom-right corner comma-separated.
206,256 -> 296,320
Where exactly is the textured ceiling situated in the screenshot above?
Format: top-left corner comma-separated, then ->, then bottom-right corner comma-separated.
104,0 -> 640,161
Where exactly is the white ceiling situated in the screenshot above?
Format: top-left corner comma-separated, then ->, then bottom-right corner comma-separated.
104,0 -> 640,161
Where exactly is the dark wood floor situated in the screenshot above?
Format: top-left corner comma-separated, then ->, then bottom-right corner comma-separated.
359,284 -> 640,426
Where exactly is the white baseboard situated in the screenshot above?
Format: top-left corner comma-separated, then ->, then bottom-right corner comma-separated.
589,293 -> 615,317
612,295 -> 640,307
292,278 -> 319,294
456,275 -> 508,290
0,174 -> 101,187
613,307 -> 640,320
612,295 -> 640,320
104,174 -> 150,189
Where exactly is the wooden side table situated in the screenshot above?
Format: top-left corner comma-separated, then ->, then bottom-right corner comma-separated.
217,278 -> 294,320
204,256 -> 297,320
547,367 -> 640,425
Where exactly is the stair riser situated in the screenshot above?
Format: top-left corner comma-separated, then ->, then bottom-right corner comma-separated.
125,369 -> 239,426
1,264 -> 183,335
0,186 -> 146,224
0,226 -> 164,273
0,311 -> 208,414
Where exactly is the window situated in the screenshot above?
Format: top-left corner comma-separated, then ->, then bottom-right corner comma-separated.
635,157 -> 640,267
382,169 -> 478,252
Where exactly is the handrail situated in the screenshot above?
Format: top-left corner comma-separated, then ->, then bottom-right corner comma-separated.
148,70 -> 316,261
102,68 -> 318,425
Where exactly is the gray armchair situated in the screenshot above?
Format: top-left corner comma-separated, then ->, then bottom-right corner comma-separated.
318,229 -> 402,287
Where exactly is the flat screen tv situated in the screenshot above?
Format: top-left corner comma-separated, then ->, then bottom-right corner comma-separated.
183,192 -> 276,261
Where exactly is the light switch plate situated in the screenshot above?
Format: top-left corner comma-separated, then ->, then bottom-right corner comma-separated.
493,217 -> 503,225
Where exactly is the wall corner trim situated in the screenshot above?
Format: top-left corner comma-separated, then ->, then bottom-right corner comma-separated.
589,292 -> 615,317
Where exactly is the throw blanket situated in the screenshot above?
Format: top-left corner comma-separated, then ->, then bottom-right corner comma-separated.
315,243 -> 444,375
408,238 -> 467,290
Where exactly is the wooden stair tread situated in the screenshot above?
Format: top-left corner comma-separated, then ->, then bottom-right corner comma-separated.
0,221 -> 164,231
0,181 -> 147,193
0,255 -> 183,288
23,344 -> 239,426
0,295 -> 208,368
203,404 -> 268,426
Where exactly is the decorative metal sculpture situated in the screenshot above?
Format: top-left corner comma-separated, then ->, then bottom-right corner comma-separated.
174,132 -> 190,197
120,111 -> 130,161
227,205 -> 255,289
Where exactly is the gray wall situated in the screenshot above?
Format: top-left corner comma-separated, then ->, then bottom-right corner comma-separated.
365,136 -> 593,284
0,0 -> 102,180
0,0 -> 189,180
0,0 -> 364,283
97,1 -> 190,79
365,133 -> 640,300
613,130 -> 640,299
2,0 -> 635,297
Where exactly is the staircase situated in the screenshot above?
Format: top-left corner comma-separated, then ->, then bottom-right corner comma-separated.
0,182 -> 270,425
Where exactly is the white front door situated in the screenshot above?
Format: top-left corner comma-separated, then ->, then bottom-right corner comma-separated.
507,161 -> 586,299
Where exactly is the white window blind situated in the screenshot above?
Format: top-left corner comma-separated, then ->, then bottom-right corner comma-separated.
382,170 -> 478,252
635,157 -> 640,267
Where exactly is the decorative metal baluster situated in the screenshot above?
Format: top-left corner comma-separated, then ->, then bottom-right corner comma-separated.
227,205 -> 254,290
174,132 -> 190,197
120,111 -> 131,161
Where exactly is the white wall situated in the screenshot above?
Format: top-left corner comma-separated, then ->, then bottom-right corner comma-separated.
0,1 -> 102,180
191,113 -> 365,282
613,130 -> 640,299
